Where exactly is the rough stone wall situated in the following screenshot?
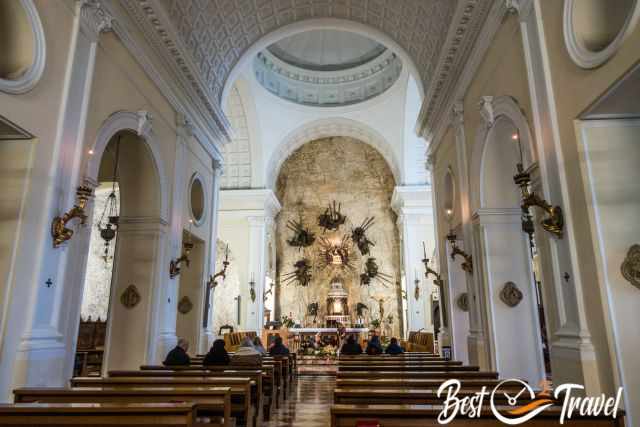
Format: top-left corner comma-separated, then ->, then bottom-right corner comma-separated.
80,184 -> 118,321
212,239 -> 241,334
275,137 -> 401,336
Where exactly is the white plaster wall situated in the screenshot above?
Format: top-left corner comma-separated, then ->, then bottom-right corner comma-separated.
578,120 -> 640,425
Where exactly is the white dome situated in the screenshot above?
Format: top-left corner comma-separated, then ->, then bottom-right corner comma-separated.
268,30 -> 386,71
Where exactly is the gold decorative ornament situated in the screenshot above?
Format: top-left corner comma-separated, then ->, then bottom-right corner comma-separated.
445,232 -> 473,274
169,240 -> 194,279
51,186 -> 93,248
120,284 -> 141,309
414,279 -> 420,300
178,296 -> 193,314
207,243 -> 230,288
621,244 -> 640,290
500,281 -> 523,308
513,163 -> 564,239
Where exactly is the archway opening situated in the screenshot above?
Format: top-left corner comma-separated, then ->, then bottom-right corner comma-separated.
73,130 -> 161,375
479,117 -> 550,383
274,136 -> 402,340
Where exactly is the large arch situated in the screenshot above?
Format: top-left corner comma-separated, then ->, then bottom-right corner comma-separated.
221,18 -> 427,106
64,110 -> 170,377
469,96 -> 537,214
86,110 -> 168,221
267,117 -> 402,189
467,95 -> 546,386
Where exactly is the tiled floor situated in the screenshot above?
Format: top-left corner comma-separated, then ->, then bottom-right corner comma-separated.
263,376 -> 335,427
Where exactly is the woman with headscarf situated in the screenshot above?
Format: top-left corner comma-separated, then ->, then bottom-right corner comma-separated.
231,336 -> 262,366
202,339 -> 230,366
365,335 -> 383,355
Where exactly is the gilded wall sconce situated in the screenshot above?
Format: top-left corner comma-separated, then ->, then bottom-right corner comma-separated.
169,240 -> 194,279
445,232 -> 473,274
513,163 -> 564,239
207,244 -> 230,288
51,186 -> 93,248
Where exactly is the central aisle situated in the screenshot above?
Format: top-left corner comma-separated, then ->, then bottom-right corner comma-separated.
263,376 -> 335,427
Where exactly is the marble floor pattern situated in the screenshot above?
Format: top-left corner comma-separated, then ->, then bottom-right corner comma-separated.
263,376 -> 335,427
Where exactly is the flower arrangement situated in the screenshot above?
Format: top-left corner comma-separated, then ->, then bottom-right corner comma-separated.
281,315 -> 295,328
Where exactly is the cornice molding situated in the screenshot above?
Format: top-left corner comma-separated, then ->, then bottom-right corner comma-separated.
423,0 -> 510,157
417,0 -> 495,140
100,0 -> 230,160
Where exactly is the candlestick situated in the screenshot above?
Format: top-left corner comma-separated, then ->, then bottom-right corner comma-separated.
224,243 -> 229,261
422,241 -> 427,259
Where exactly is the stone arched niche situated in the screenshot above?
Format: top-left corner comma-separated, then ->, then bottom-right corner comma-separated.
275,136 -> 401,335
0,0 -> 46,94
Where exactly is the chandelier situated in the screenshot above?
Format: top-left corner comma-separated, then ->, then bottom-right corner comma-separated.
97,136 -> 121,263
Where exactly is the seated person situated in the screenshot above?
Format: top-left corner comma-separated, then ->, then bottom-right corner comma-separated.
385,337 -> 405,355
232,336 -> 263,366
340,335 -> 363,355
365,335 -> 383,355
253,336 -> 267,355
203,339 -> 230,366
163,338 -> 190,366
269,336 -> 290,356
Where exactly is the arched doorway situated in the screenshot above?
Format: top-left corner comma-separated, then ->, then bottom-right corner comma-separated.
73,128 -> 163,375
472,111 -> 548,385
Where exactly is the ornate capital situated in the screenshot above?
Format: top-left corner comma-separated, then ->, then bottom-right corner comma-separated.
478,96 -> 495,128
136,110 -> 153,138
176,112 -> 194,138
505,0 -> 533,20
452,101 -> 464,128
78,0 -> 113,42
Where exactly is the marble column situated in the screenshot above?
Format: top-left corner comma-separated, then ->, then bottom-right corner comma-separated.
392,186 -> 436,334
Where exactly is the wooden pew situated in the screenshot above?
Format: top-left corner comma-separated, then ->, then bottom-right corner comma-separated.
13,388 -> 232,427
0,402 -> 200,427
336,370 -> 499,380
331,404 -> 623,427
337,364 -> 481,372
337,358 -> 458,364
336,378 -> 522,390
108,369 -> 273,421
70,376 -> 255,426
140,364 -> 284,407
337,361 -> 464,367
333,387 -> 530,405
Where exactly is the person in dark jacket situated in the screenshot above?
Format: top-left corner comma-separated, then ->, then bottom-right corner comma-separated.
163,338 -> 191,366
340,335 -> 363,355
365,335 -> 383,355
203,339 -> 230,366
269,336 -> 290,356
385,337 -> 405,355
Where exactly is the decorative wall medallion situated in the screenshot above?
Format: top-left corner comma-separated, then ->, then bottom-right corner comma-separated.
621,244 -> 640,290
178,296 -> 193,314
457,293 -> 469,312
120,285 -> 141,309
500,282 -> 523,308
